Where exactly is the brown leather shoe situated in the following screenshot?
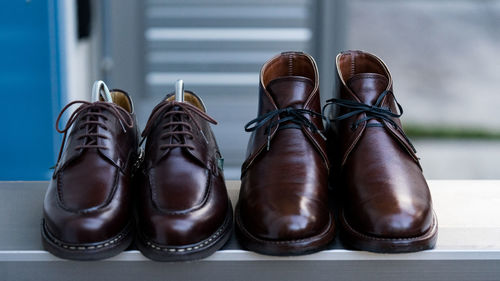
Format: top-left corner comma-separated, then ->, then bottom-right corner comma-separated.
42,82 -> 139,260
136,86 -> 232,261
326,50 -> 438,253
236,52 -> 335,255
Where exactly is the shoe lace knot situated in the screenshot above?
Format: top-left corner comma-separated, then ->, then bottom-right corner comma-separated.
244,107 -> 326,151
323,90 -> 416,153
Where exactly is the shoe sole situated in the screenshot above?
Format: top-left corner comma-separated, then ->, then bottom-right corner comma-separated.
234,203 -> 336,256
41,219 -> 134,260
136,203 -> 233,261
339,209 -> 438,253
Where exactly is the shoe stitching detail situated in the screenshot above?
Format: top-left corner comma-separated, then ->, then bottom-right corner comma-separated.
55,165 -> 120,214
288,53 -> 294,76
43,221 -> 131,251
145,229 -> 224,253
142,208 -> 231,253
149,169 -> 212,215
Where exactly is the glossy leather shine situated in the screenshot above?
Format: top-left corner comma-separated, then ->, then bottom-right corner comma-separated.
236,52 -> 335,255
136,91 -> 232,261
332,50 -> 437,252
42,90 -> 139,260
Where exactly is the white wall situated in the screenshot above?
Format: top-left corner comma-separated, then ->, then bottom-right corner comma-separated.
59,0 -> 94,103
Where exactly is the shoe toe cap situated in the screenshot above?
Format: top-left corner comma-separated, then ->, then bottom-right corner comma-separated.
240,195 -> 332,241
43,213 -> 128,244
345,199 -> 434,238
141,202 -> 230,246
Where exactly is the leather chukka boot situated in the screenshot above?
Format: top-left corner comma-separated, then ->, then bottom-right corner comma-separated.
136,84 -> 233,261
236,52 -> 335,255
42,81 -> 139,260
326,50 -> 438,253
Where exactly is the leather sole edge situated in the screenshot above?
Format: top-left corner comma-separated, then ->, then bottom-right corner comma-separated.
136,202 -> 233,262
339,209 -> 438,253
41,219 -> 134,261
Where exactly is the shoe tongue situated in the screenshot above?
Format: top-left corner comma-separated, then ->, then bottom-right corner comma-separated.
346,73 -> 388,105
266,76 -> 314,108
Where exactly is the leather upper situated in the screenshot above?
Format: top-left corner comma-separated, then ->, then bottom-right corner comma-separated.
43,90 -> 139,243
238,52 -> 333,241
334,50 -> 434,238
137,92 -> 230,245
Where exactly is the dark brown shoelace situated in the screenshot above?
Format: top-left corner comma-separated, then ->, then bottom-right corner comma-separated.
141,101 -> 217,150
55,100 -> 134,162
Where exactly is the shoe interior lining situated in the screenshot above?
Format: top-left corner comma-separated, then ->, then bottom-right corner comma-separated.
262,53 -> 316,87
338,51 -> 388,83
166,92 -> 205,111
104,90 -> 132,113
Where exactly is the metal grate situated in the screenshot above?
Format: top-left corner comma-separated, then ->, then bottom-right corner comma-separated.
142,0 -> 316,178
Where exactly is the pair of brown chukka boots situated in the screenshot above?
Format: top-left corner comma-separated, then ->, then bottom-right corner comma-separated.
236,51 -> 437,255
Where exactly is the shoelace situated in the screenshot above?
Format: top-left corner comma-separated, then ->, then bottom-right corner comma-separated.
323,90 -> 416,153
141,101 -> 217,150
244,107 -> 327,151
55,100 -> 134,163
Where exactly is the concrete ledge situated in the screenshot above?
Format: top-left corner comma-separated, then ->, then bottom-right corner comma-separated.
0,180 -> 498,281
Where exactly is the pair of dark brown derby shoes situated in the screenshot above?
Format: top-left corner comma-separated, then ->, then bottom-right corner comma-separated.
42,81 -> 232,261
236,50 -> 438,255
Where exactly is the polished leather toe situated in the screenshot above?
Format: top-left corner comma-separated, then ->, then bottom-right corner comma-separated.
43,164 -> 133,244
240,192 -> 329,241
345,191 -> 433,238
342,127 -> 434,238
139,168 -> 229,246
44,208 -> 128,244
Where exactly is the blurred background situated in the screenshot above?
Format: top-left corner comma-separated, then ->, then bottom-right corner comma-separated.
0,0 -> 499,180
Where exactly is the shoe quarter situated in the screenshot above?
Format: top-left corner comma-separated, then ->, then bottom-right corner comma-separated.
241,84 -> 280,173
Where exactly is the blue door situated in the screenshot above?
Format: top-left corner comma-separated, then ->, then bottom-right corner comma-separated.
0,0 -> 63,180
